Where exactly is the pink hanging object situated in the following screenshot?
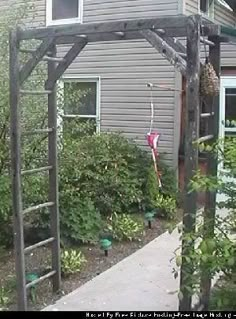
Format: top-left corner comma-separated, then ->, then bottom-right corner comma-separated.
146,131 -> 161,157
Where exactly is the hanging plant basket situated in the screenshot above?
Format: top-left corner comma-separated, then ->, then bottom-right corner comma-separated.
200,59 -> 219,97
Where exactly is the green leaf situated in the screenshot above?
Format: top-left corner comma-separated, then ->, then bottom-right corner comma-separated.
176,256 -> 182,267
227,257 -> 235,267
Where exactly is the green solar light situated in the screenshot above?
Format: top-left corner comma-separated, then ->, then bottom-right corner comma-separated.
144,211 -> 155,229
100,238 -> 112,257
26,273 -> 39,303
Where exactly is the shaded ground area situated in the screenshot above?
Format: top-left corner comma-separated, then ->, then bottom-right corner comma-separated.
0,217 -> 172,311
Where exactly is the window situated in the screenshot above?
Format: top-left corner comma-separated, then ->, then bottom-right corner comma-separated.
62,78 -> 100,137
200,0 -> 208,12
224,88 -> 236,128
200,0 -> 214,18
46,0 -> 83,26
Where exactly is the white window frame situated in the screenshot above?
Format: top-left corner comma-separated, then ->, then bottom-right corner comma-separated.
217,0 -> 233,12
60,75 -> 101,133
199,0 -> 215,20
46,0 -> 83,27
217,76 -> 236,202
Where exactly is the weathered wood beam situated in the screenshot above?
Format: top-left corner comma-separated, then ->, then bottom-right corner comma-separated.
200,35 -> 221,311
9,29 -> 27,311
18,16 -> 190,40
19,37 -> 54,84
201,19 -> 221,36
179,15 -> 201,311
18,15 -> 219,42
141,29 -> 187,76
165,37 -> 186,55
45,39 -> 87,90
55,31 -> 143,45
47,44 -> 61,292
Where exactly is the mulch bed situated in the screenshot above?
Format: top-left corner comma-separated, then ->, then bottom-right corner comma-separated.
0,215 -> 180,311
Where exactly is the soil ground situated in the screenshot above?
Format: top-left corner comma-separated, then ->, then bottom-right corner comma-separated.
0,216 -> 177,311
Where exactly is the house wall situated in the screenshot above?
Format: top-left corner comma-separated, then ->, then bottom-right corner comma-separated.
1,0 -> 182,169
184,0 -> 236,67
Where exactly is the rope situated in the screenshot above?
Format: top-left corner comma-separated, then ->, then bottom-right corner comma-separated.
148,84 -> 154,134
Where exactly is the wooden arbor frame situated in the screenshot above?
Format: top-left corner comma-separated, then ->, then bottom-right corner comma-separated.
9,14 -> 221,311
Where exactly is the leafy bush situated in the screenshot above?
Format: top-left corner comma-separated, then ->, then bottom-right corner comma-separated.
0,176 -> 12,247
60,129 -> 148,216
154,193 -> 177,220
144,159 -> 178,210
210,274 -> 236,310
107,213 -> 144,242
0,287 -> 10,311
28,127 -> 178,245
174,137 -> 236,308
61,249 -> 86,276
60,195 -> 103,244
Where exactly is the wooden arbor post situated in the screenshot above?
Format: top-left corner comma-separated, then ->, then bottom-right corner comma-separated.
9,29 -> 27,311
179,15 -> 201,311
200,35 -> 221,310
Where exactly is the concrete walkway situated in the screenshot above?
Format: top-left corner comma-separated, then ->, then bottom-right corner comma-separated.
44,228 -> 181,311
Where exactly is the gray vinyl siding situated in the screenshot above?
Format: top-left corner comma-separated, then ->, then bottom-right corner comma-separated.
184,0 -> 236,67
185,0 -> 199,15
214,1 -> 236,67
73,0 -> 179,165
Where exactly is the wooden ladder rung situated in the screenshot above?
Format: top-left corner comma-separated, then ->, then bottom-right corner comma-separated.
26,271 -> 56,289
197,134 -> 214,143
24,237 -> 55,254
43,56 -> 65,63
200,37 -> 215,47
23,202 -> 54,215
155,28 -> 165,34
20,90 -> 52,95
114,32 -> 125,37
178,52 -> 187,58
19,48 -> 36,54
200,112 -> 214,118
22,128 -> 53,136
21,165 -> 53,176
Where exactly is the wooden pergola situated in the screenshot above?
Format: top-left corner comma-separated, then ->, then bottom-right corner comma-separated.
9,14 -> 225,311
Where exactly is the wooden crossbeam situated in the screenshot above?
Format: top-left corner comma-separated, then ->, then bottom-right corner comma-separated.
45,39 -> 87,90
18,16 -> 190,40
141,29 -> 187,76
55,31 -> 143,45
17,15 -> 220,41
164,37 -> 186,55
19,37 -> 54,84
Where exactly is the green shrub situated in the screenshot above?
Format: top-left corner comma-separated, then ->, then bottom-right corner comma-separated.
61,249 -> 86,276
154,193 -> 177,220
0,286 -> 10,311
210,274 -> 236,310
29,129 -> 178,245
0,176 -> 12,247
60,131 -> 148,216
107,213 -> 144,242
143,159 -> 178,210
60,195 -> 103,244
